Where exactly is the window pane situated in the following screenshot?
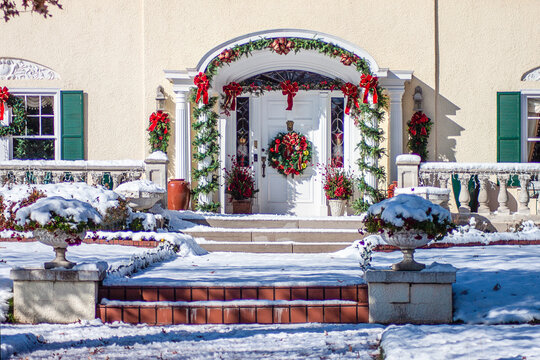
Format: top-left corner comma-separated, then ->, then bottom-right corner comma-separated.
236,97 -> 249,167
13,138 -> 54,160
42,117 -> 54,135
528,98 -> 540,116
331,97 -> 345,167
26,96 -> 40,115
26,116 -> 40,135
41,96 -> 54,115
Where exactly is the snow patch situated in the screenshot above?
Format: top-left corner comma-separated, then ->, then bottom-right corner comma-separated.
115,180 -> 165,194
15,196 -> 102,226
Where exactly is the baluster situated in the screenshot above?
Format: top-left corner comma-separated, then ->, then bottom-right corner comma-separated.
14,170 -> 26,184
436,173 -> 451,210
496,174 -> 511,214
51,171 -> 63,184
518,174 -> 531,214
0,170 -> 8,185
34,171 -> 46,185
72,171 -> 85,183
477,174 -> 490,214
458,174 -> 471,213
111,172 -> 122,190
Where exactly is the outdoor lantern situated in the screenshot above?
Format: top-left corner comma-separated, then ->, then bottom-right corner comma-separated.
155,85 -> 166,111
413,86 -> 423,111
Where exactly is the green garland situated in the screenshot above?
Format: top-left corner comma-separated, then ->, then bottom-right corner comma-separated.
0,95 -> 27,137
191,36 -> 387,213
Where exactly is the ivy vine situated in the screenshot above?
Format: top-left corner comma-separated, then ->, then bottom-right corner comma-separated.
190,36 -> 387,213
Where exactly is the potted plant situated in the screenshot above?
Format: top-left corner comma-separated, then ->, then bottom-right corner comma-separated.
224,157 -> 258,214
361,194 -> 454,271
14,196 -> 102,269
321,162 -> 355,216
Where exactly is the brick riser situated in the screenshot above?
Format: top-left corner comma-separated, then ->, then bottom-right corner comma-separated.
97,285 -> 369,325
97,303 -> 368,325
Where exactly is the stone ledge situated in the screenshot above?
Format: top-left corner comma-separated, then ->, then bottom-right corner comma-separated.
10,268 -> 106,282
365,269 -> 456,284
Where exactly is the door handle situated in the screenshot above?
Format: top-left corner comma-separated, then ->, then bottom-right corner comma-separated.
261,156 -> 267,178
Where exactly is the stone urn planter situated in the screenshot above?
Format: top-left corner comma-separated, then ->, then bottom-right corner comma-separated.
115,180 -> 166,211
380,230 -> 431,271
232,199 -> 253,214
328,199 -> 347,216
34,229 -> 85,269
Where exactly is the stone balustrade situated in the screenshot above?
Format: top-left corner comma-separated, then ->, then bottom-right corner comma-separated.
396,154 -> 540,215
0,154 -> 169,193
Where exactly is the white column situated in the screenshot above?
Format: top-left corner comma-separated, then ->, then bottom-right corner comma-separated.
219,117 -> 227,214
386,86 -> 406,182
173,89 -> 191,181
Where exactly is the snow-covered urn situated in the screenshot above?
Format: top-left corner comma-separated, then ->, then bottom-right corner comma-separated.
114,180 -> 166,211
361,194 -> 454,271
15,197 -> 102,269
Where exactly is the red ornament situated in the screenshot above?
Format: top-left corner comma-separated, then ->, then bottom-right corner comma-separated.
218,48 -> 237,63
0,86 -> 10,121
340,83 -> 360,115
269,38 -> 295,55
359,74 -> 379,104
194,72 -> 209,105
340,54 -> 356,66
223,82 -> 243,112
280,80 -> 299,111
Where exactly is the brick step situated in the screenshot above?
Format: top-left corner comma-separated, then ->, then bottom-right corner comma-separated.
185,217 -> 362,229
183,229 -> 363,244
99,285 -> 368,303
198,241 -> 352,253
97,301 -> 368,325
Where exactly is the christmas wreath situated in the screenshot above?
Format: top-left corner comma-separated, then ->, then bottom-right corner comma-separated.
268,131 -> 312,176
147,110 -> 170,153
407,111 -> 432,161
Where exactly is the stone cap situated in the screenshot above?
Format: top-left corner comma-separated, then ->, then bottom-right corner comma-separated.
365,268 -> 456,284
11,266 -> 106,282
396,154 -> 421,165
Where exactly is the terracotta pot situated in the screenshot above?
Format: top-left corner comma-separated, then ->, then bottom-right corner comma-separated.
167,179 -> 190,210
232,199 -> 252,214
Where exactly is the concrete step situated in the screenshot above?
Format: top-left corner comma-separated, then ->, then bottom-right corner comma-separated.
198,242 -> 353,253
185,217 -> 362,229
184,228 -> 363,243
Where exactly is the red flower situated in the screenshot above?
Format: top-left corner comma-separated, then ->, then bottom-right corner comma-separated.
410,128 -> 417,136
420,127 -> 427,136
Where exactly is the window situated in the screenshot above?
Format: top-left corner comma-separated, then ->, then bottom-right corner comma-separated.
524,94 -> 540,162
330,97 -> 345,167
9,89 -> 60,160
235,97 -> 250,167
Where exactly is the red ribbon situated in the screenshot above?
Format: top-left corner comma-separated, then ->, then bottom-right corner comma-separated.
359,74 -> 379,104
148,111 -> 169,132
194,72 -> 209,105
223,82 -> 243,111
0,86 -> 10,121
340,83 -> 359,115
280,80 -> 299,111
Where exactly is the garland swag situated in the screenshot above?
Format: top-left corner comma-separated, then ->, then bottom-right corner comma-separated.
190,37 -> 387,213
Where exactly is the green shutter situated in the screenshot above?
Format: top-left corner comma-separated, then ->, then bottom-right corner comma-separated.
497,92 -> 521,162
61,91 -> 84,160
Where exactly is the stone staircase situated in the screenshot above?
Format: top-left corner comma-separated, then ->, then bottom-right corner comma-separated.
181,216 -> 365,253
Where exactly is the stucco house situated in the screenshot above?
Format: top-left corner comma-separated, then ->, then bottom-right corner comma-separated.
1,0 -> 539,217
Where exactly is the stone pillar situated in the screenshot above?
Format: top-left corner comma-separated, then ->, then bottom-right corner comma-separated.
145,153 -> 169,207
396,154 -> 421,188
477,174 -> 491,214
518,174 -> 530,214
173,90 -> 191,181
386,86 -> 406,182
458,174 -> 471,213
10,266 -> 106,324
365,268 -> 456,324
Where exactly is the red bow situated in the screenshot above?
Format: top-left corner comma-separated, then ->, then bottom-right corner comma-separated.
194,72 -> 209,105
280,80 -> 299,111
223,82 -> 243,111
0,86 -> 10,121
340,83 -> 359,115
359,74 -> 379,104
148,111 -> 169,132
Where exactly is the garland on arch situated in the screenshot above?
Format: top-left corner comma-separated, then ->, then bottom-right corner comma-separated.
190,37 -> 387,213
268,131 -> 313,176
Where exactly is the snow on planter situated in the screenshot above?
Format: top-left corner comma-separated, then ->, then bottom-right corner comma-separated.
114,180 -> 165,195
15,197 -> 102,227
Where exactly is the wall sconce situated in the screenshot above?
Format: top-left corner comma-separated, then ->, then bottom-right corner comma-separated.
155,85 -> 166,111
413,86 -> 423,112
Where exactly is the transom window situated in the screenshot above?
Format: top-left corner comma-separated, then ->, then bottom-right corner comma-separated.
10,90 -> 59,160
240,70 -> 336,87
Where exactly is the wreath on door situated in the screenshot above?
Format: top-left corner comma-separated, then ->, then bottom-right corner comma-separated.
268,131 -> 313,176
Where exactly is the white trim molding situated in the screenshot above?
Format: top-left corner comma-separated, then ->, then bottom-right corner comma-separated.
0,58 -> 60,80
521,66 -> 540,82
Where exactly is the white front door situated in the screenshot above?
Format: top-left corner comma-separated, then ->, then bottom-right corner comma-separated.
257,93 -> 327,216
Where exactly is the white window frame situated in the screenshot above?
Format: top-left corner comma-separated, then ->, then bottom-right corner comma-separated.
2,88 -> 61,160
521,90 -> 540,163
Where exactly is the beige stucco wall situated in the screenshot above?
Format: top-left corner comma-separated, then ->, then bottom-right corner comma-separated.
2,0 -> 539,181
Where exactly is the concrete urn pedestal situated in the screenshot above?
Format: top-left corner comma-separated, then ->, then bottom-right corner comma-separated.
365,265 -> 456,324
10,263 -> 107,324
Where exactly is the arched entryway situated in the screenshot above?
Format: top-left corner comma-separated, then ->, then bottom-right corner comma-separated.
165,29 -> 412,214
